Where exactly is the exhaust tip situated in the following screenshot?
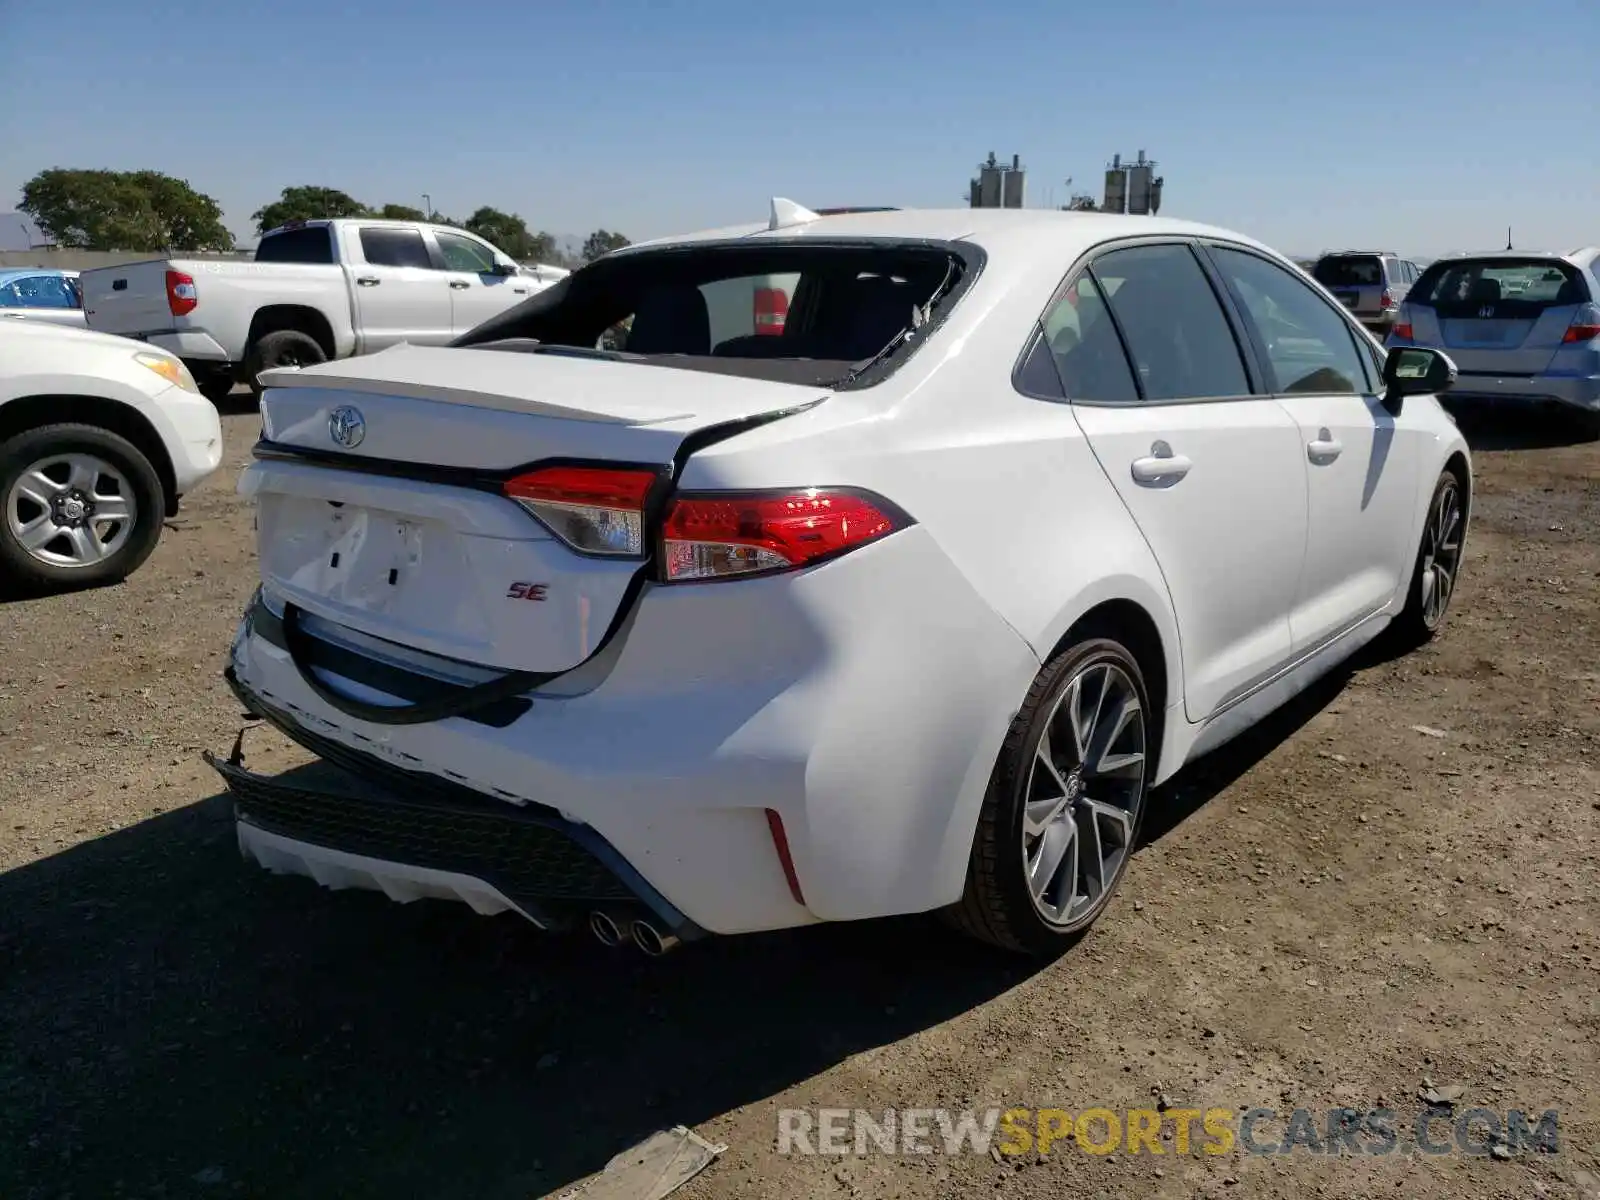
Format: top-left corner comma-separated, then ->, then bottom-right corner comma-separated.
588,910 -> 624,947
631,918 -> 681,957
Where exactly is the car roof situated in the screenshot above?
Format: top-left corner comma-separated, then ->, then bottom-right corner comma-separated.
617,207 -> 1284,264
0,267 -> 79,282
1424,247 -> 1598,269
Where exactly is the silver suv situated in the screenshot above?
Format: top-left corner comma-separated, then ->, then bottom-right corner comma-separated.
1310,251 -> 1421,336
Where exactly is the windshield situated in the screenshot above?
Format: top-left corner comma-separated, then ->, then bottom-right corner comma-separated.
453,242 -> 971,388
1313,256 -> 1383,287
1409,257 -> 1588,310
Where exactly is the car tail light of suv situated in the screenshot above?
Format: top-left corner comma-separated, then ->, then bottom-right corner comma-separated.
166,269 -> 198,316
1561,304 -> 1600,343
1380,288 -> 1394,309
504,468 -> 911,580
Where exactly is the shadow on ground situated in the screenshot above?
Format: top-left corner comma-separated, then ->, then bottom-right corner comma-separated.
0,651 -> 1367,1200
1445,400 -> 1599,451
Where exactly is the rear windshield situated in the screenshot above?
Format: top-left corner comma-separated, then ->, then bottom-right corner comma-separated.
452,242 -> 972,388
1409,257 -> 1589,311
255,226 -> 335,264
1312,256 -> 1384,287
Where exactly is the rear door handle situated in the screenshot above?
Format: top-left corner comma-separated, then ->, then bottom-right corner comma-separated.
356,276 -> 380,287
449,280 -> 470,290
1307,428 -> 1344,464
1130,440 -> 1192,486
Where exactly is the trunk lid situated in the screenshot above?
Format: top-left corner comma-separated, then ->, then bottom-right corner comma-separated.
246,344 -> 828,674
1409,301 -> 1583,374
81,259 -> 186,336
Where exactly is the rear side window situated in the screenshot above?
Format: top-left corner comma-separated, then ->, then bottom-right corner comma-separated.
1092,243 -> 1251,401
359,227 -> 433,270
255,226 -> 335,264
1038,276 -> 1138,402
1313,256 -> 1383,287
1410,257 -> 1589,311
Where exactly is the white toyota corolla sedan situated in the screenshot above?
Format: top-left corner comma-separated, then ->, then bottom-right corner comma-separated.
213,203 -> 1471,957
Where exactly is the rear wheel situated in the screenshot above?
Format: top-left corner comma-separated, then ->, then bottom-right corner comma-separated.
0,423 -> 165,592
945,637 -> 1152,955
246,329 -> 327,399
1389,466 -> 1466,647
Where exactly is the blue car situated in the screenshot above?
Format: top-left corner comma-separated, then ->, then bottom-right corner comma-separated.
1387,248 -> 1600,430
0,268 -> 85,328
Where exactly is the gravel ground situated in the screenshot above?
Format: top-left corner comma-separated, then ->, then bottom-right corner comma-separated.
1,400 -> 1597,1200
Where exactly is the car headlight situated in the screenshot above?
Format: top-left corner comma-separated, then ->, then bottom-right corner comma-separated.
134,351 -> 199,394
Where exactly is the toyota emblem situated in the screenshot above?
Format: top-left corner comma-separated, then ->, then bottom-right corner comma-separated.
328,406 -> 365,449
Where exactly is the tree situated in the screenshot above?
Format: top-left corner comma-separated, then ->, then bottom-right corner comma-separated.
582,229 -> 631,262
19,167 -> 233,251
464,206 -> 551,261
251,186 -> 371,234
377,203 -> 426,221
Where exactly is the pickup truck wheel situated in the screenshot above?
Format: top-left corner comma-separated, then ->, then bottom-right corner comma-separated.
0,423 -> 165,592
247,330 -> 327,398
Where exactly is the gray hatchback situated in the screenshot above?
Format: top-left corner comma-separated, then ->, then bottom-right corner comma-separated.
1310,251 -> 1420,336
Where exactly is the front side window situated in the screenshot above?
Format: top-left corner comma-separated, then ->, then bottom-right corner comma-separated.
1210,246 -> 1368,395
436,232 -> 498,274
1092,243 -> 1251,401
359,227 -> 433,270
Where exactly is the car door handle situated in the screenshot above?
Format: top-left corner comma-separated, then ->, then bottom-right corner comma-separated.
1130,441 -> 1192,486
1307,429 -> 1344,464
449,280 -> 470,290
355,276 -> 380,287
512,287 -> 528,294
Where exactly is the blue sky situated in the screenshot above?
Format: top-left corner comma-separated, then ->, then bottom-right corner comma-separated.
2,0 -> 1595,257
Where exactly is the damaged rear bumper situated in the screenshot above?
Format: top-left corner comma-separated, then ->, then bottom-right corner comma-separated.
206,673 -> 706,943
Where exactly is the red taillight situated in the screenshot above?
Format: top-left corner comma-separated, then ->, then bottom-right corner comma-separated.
1380,288 -> 1394,309
660,488 -> 908,582
1562,323 -> 1600,343
1393,323 -> 1414,341
753,286 -> 788,336
165,269 -> 197,316
503,465 -> 658,556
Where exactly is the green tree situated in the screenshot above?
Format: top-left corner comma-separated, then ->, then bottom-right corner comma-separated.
251,186 -> 371,234
19,167 -> 233,251
377,203 -> 427,221
461,206 -> 546,260
581,229 -> 631,262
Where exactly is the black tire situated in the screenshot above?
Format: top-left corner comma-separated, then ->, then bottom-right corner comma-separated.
1388,465 -> 1467,649
246,329 -> 327,399
944,636 -> 1153,956
0,423 -> 165,592
186,361 -> 237,404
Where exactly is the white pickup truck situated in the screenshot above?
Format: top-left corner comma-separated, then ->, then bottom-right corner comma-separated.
80,219 -> 563,401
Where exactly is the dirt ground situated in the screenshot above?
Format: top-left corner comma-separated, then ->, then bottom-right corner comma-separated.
1,398 -> 1596,1200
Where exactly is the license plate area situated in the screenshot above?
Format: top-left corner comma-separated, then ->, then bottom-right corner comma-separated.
254,492 -> 638,674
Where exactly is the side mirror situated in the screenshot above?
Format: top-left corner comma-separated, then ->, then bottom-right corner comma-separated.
490,261 -> 518,277
1381,346 -> 1455,413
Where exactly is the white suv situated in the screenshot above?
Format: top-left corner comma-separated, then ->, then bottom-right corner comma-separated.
215,206 -> 1470,957
1,321 -> 223,591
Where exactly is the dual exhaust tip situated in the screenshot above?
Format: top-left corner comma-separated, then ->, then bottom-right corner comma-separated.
588,909 -> 681,957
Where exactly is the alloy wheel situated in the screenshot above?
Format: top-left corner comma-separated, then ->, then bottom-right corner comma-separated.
4,452 -> 137,569
1022,660 -> 1148,928
1419,477 -> 1463,629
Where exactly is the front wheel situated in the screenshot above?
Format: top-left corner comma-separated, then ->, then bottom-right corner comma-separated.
0,423 -> 166,592
945,637 -> 1153,955
1388,466 -> 1467,648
